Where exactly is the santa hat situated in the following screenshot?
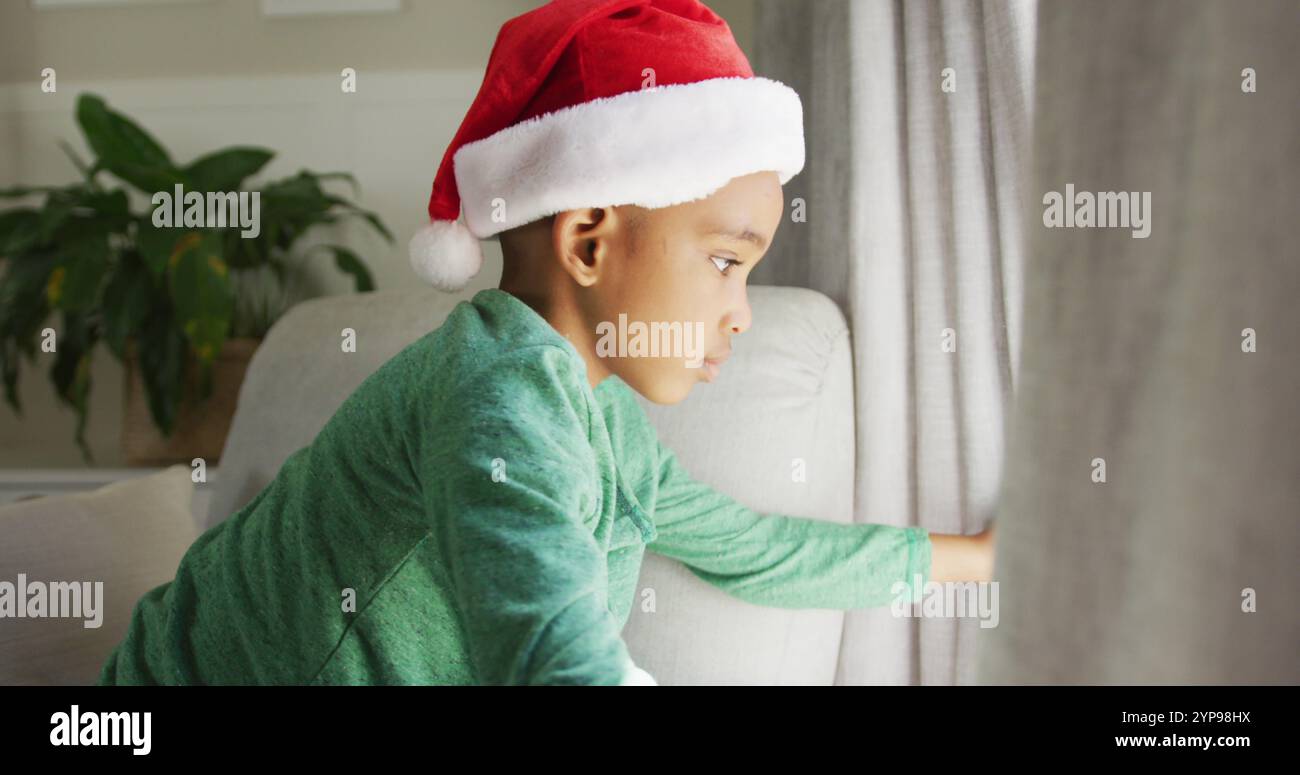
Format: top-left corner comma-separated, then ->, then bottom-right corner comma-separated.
409,0 -> 805,291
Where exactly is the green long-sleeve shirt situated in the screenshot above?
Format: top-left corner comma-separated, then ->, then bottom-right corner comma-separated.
96,287 -> 931,686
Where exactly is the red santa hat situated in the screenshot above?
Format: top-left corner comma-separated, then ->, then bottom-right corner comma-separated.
409,0 -> 805,291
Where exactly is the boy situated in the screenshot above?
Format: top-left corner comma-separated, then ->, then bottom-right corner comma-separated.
97,0 -> 993,687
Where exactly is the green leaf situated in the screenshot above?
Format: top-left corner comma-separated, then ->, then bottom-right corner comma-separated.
79,188 -> 130,217
36,195 -> 77,243
0,251 -> 57,336
101,252 -> 155,360
33,187 -> 130,246
0,210 -> 42,256
184,147 -> 274,192
220,224 -> 265,270
322,194 -> 393,243
136,219 -> 191,282
46,231 -> 111,312
312,244 -> 374,293
75,93 -> 184,193
261,218 -> 282,256
136,306 -> 186,437
48,309 -> 97,463
0,252 -> 57,411
167,229 -> 233,366
0,339 -> 23,416
262,173 -> 329,218
75,92 -> 172,167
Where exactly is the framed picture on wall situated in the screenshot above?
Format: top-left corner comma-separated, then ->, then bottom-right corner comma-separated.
31,0 -> 209,7
260,0 -> 401,16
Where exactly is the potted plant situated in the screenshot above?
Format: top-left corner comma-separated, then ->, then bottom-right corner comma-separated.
0,93 -> 390,465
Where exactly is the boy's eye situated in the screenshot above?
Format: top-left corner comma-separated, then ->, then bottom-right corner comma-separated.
709,255 -> 742,276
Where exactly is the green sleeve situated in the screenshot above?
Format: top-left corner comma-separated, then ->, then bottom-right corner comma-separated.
646,440 -> 931,609
422,345 -> 648,685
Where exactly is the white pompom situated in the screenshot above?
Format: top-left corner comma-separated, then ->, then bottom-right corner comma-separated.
407,218 -> 485,292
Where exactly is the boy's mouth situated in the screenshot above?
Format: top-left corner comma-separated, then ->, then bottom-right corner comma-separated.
700,350 -> 731,382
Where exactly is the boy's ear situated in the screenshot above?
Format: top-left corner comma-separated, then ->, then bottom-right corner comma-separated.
552,206 -> 619,288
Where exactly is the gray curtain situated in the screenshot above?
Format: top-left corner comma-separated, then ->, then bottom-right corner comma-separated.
752,0 -> 1037,685
979,0 -> 1299,683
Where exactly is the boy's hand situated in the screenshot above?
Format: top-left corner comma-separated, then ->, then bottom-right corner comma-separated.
928,521 -> 996,584
975,520 -> 996,581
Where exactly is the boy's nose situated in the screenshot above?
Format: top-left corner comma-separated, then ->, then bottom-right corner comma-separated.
724,292 -> 752,335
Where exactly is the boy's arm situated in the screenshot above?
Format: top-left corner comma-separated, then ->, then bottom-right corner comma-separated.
647,440 -> 991,609
929,524 -> 995,583
423,347 -> 653,685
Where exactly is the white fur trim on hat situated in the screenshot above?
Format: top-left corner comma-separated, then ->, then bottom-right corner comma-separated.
452,76 -> 804,239
408,217 -> 485,293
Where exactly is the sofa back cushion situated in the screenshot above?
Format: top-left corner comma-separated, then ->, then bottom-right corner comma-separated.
0,465 -> 199,685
